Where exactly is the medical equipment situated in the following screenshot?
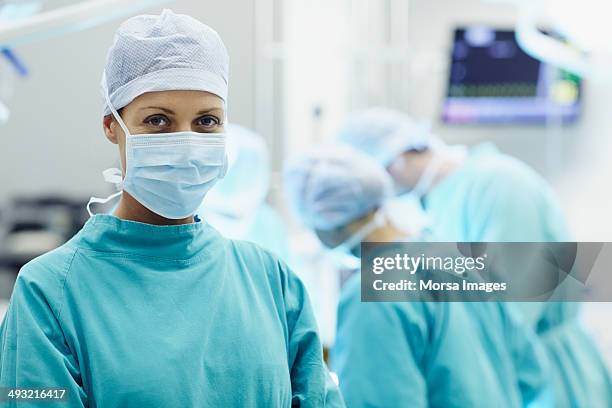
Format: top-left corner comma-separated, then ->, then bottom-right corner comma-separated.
443,26 -> 582,124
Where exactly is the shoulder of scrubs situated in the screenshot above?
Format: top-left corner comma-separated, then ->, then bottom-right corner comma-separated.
0,241 -> 87,407
463,144 -> 571,242
227,239 -> 345,407
332,274 -> 435,408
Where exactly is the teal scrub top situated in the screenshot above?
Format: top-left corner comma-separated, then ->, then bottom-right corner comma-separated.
331,275 -> 551,408
0,215 -> 344,408
423,144 -> 612,408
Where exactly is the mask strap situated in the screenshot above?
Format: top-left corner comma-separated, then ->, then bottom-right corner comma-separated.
103,167 -> 123,189
411,153 -> 445,198
86,167 -> 124,217
87,191 -> 122,217
102,71 -> 131,137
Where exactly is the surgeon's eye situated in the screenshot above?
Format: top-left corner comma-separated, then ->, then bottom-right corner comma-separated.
196,115 -> 221,130
144,114 -> 170,128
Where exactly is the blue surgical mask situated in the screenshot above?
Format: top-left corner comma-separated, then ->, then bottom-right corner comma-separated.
122,131 -> 227,219
88,79 -> 228,219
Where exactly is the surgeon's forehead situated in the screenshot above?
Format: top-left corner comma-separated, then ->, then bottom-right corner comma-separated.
129,90 -> 225,110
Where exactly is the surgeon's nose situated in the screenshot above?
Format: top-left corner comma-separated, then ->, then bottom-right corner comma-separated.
174,121 -> 194,133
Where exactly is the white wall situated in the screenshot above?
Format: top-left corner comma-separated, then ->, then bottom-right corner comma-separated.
0,0 -> 256,201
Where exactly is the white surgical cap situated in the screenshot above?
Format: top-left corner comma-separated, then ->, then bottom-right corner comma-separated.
101,9 -> 229,115
336,108 -> 432,167
203,124 -> 270,217
284,144 -> 393,231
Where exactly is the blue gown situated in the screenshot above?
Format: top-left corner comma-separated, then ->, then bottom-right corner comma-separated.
424,143 -> 612,408
0,214 -> 344,407
331,275 -> 551,408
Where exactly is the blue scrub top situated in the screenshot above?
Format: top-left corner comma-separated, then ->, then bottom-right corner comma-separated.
423,143 -> 612,407
331,275 -> 551,408
0,215 -> 344,407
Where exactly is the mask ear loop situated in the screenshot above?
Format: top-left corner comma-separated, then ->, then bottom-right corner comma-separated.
87,72 -> 129,217
86,167 -> 124,217
102,69 -> 131,183
87,191 -> 122,217
102,71 -> 131,137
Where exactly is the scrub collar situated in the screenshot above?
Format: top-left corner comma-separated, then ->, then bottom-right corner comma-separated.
77,214 -> 222,261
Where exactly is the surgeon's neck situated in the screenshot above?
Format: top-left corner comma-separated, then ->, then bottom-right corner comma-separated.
113,192 -> 195,226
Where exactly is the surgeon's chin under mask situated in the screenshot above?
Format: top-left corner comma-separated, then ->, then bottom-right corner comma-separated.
87,81 -> 228,220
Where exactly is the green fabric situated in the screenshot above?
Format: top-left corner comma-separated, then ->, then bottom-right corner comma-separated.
424,144 -> 612,407
331,275 -> 552,408
0,214 -> 344,408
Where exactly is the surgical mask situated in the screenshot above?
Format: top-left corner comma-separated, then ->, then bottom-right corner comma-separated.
88,76 -> 228,219
326,211 -> 386,270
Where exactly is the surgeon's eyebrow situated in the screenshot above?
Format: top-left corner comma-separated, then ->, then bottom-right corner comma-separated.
140,106 -> 175,114
196,108 -> 224,116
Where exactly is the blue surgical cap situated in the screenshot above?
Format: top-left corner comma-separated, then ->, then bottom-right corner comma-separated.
203,124 -> 270,217
336,108 -> 432,167
284,144 -> 393,231
101,9 -> 229,115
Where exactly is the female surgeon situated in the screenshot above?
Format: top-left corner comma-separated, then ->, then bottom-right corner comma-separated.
0,10 -> 344,408
284,145 -> 552,408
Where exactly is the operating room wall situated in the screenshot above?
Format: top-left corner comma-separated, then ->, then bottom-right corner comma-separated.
0,0 -> 256,202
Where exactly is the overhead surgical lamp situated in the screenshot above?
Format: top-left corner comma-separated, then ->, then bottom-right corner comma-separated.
0,0 -> 169,47
484,0 -> 612,81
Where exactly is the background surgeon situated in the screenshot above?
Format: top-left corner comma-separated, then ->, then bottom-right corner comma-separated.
336,107 -> 612,407
284,144 -> 551,408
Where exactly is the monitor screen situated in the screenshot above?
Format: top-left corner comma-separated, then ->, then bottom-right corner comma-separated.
442,27 -> 582,124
